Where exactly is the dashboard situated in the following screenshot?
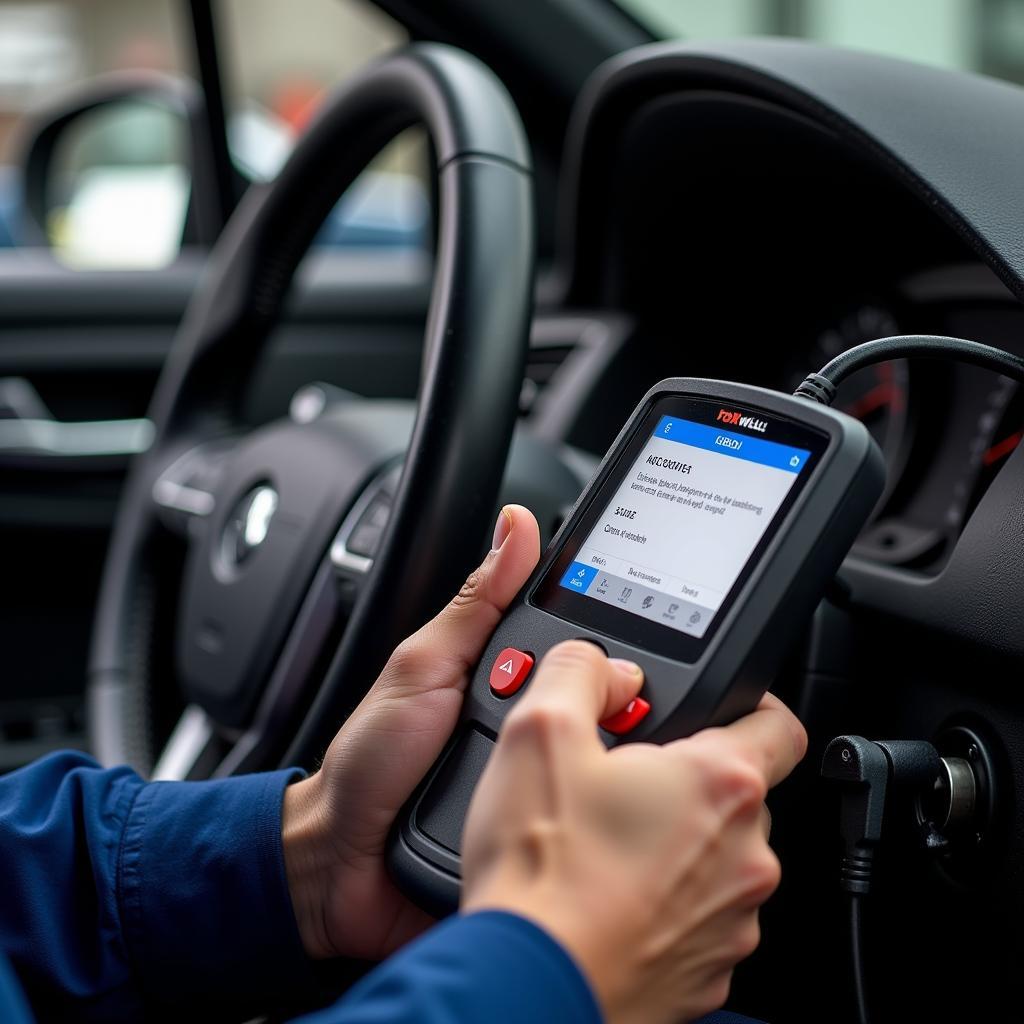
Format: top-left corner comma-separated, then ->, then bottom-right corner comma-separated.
539,262 -> 1024,576
844,267 -> 1024,570
525,41 -> 1024,1019
532,50 -> 1024,587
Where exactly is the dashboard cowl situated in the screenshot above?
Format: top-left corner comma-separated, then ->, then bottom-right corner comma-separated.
561,38 -> 1024,307
558,38 -> 1024,661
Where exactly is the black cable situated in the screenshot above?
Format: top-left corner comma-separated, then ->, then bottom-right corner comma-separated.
849,894 -> 870,1024
794,334 -> 1024,406
822,735 -> 947,1024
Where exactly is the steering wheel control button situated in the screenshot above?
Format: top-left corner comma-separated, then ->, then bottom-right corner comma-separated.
347,494 -> 392,557
599,697 -> 651,736
489,647 -> 534,697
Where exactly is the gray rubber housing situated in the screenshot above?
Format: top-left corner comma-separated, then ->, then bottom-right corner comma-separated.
389,377 -> 885,914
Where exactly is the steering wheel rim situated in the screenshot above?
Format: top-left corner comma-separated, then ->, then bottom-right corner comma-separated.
87,43 -> 534,775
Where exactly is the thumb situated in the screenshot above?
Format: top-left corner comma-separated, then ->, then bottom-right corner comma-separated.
507,639 -> 644,743
384,504 -> 541,692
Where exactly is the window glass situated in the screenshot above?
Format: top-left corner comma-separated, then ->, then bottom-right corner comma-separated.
219,0 -> 429,252
0,0 -> 187,163
0,0 -> 427,264
48,101 -> 189,267
0,0 -> 188,258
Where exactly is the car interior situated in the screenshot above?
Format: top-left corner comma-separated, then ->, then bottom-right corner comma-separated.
5,1 -> 1024,1021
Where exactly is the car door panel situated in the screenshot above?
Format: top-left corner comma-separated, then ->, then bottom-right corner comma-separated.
0,248 -> 430,766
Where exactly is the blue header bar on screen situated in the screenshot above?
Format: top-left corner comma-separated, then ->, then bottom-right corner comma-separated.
653,416 -> 811,473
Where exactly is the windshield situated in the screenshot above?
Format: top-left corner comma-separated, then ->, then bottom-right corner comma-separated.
618,0 -> 1024,84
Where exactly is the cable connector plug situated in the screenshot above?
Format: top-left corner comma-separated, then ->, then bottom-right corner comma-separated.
821,735 -> 890,894
821,736 -> 943,892
793,372 -> 837,406
822,736 -> 947,1024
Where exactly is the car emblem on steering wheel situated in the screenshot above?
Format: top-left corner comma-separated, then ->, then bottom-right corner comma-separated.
221,484 -> 279,569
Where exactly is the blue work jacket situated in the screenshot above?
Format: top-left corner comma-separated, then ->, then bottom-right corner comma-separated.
0,751 -> 756,1023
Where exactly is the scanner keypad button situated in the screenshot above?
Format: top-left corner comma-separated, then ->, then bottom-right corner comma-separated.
599,696 -> 651,735
489,647 -> 534,697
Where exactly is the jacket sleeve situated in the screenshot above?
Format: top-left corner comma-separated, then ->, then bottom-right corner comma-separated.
0,750 -> 316,1021
291,910 -> 603,1024
0,751 -> 606,1024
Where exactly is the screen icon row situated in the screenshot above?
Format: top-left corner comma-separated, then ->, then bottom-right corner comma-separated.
559,562 -> 713,637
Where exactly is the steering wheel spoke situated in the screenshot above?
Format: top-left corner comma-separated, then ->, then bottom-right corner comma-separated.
211,558 -> 352,777
151,704 -> 218,781
151,437 -> 237,535
151,462 -> 395,778
153,557 -> 355,781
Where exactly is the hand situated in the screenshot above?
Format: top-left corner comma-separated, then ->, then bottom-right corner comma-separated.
282,504 -> 541,961
461,640 -> 807,1024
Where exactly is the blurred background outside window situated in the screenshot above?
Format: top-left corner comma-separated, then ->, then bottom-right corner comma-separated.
623,0 -> 1024,83
3,0 -> 1024,268
0,0 -> 427,268
219,0 -> 428,252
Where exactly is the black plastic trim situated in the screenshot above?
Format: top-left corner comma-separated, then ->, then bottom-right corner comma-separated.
558,40 -> 1024,306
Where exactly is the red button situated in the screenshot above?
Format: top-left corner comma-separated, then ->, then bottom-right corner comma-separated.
489,647 -> 534,697
599,697 -> 651,735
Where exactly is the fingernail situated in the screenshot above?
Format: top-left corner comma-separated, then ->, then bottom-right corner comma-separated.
609,658 -> 643,679
492,506 -> 513,550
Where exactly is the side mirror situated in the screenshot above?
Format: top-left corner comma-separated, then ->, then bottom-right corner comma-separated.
15,71 -> 227,267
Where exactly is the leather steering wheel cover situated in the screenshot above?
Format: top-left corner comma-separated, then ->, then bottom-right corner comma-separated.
87,43 -> 534,771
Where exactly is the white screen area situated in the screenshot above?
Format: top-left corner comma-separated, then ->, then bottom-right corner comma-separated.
559,415 -> 811,638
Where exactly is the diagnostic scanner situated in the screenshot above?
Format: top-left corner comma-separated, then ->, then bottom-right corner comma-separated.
389,377 -> 885,913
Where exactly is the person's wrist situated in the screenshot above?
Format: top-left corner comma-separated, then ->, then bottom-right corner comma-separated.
282,772 -> 338,960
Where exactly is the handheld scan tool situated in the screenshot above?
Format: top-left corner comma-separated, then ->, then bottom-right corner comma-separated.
389,377 -> 885,913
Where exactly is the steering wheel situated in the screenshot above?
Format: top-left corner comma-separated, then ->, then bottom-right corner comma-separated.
86,44 -> 534,779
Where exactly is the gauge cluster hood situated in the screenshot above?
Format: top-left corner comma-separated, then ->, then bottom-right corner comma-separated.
560,37 -> 1024,305
557,37 -> 1024,662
